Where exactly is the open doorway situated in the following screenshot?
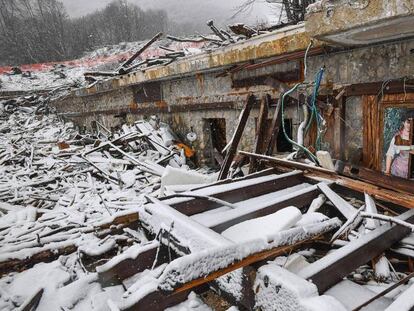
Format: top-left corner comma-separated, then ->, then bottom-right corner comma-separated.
277,119 -> 293,153
203,118 -> 227,166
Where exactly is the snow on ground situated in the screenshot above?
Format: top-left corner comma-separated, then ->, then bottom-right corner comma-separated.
0,39 -> 205,92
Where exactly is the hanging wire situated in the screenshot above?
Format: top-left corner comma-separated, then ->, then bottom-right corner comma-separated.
304,40 -> 313,80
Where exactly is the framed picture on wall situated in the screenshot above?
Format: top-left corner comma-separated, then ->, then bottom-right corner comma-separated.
381,104 -> 414,179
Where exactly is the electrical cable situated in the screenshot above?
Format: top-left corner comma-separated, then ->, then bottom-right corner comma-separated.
280,84 -> 319,164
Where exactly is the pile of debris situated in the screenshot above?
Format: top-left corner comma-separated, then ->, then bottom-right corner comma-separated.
1,98 -> 414,310
0,20 -> 276,92
83,20 -> 274,83
0,92 -> 221,310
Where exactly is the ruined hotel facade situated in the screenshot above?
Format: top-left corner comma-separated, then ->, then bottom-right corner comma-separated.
53,0 -> 414,176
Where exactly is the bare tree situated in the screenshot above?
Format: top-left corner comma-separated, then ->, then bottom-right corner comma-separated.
233,0 -> 316,24
0,0 -> 169,66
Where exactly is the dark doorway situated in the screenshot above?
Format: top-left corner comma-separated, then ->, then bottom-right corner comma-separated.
204,118 -> 227,166
277,119 -> 293,152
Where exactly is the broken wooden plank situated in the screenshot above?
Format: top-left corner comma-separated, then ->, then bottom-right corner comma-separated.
0,244 -> 77,277
118,32 -> 163,73
317,183 -> 357,219
19,287 -> 44,311
97,241 -> 162,285
298,209 -> 414,294
218,94 -> 256,180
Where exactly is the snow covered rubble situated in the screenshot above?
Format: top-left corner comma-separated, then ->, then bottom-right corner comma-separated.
1,96 -> 414,310
0,93 -> 213,309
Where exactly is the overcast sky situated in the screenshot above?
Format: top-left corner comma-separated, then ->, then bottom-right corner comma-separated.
61,0 -> 280,26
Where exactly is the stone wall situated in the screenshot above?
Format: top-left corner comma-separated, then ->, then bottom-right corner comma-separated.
53,36 -> 412,166
305,38 -> 414,85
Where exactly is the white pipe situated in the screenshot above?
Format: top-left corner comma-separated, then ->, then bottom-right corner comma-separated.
297,104 -> 309,146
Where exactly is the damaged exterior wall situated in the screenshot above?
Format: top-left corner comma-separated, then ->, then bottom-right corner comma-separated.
306,0 -> 414,45
53,21 -> 414,168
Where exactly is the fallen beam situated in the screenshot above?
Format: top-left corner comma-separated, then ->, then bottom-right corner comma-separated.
169,170 -> 305,216
240,151 -> 414,209
97,241 -> 162,285
209,185 -> 320,233
117,32 -> 163,73
337,161 -> 414,195
318,183 -> 357,219
298,209 -> 414,294
218,95 -> 256,180
120,219 -> 340,310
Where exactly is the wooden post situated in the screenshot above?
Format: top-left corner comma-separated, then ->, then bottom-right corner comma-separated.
265,97 -> 283,156
218,95 -> 256,180
408,118 -> 413,179
249,95 -> 269,173
333,96 -> 346,161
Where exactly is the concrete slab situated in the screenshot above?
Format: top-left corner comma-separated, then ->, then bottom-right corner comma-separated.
306,0 -> 414,46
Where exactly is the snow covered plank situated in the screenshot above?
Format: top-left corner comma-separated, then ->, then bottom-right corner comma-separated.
119,219 -> 340,310
168,170 -> 305,216
298,209 -> 414,294
0,243 -> 76,276
317,183 -> 357,219
385,276 -> 414,311
97,241 -> 162,285
209,184 -> 320,233
95,210 -> 139,230
140,197 -> 234,254
188,167 -> 278,191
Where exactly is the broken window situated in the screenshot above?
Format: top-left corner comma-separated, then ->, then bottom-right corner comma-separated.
133,81 -> 162,103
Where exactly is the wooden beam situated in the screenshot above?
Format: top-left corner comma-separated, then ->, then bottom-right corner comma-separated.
170,171 -> 305,216
174,241 -> 312,294
210,185 -> 320,233
318,183 -> 357,219
121,288 -> 194,311
117,32 -> 163,72
337,161 -> 414,195
249,95 -> 269,173
265,97 -> 283,155
126,239 -> 319,311
344,80 -> 414,97
240,151 -> 414,209
219,95 -> 256,180
97,241 -> 163,285
298,209 -> 414,294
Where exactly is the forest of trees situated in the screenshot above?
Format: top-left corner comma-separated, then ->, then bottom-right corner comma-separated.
0,0 -> 169,66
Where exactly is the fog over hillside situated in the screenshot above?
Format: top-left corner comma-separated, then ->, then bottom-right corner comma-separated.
61,0 -> 278,28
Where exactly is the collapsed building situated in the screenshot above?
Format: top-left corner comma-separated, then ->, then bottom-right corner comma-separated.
1,0 -> 414,310
53,0 -> 414,172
